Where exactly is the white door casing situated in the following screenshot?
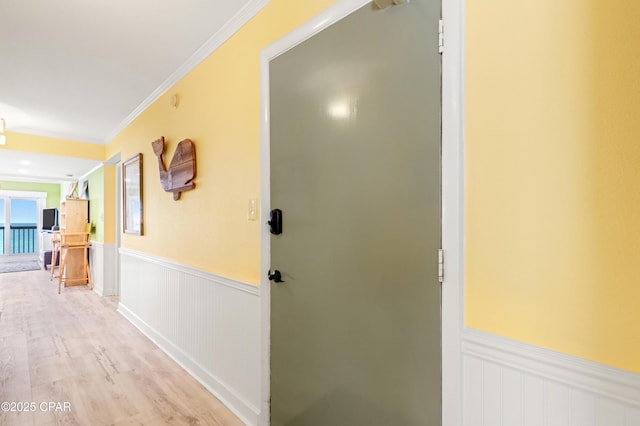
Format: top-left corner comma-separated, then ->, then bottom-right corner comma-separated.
259,0 -> 465,424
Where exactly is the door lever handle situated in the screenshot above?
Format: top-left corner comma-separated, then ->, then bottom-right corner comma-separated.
268,209 -> 283,235
268,270 -> 285,283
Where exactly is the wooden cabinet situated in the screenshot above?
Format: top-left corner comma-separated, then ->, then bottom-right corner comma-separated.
59,198 -> 89,284
60,198 -> 89,233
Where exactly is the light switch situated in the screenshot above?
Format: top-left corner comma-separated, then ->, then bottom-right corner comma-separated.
248,199 -> 257,221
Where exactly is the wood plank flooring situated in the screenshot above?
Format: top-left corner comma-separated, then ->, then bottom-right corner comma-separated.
0,269 -> 244,426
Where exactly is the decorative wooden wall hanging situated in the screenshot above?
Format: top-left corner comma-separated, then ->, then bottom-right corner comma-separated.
151,136 -> 196,200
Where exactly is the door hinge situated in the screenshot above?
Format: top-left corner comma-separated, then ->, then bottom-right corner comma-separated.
438,249 -> 445,283
438,19 -> 444,54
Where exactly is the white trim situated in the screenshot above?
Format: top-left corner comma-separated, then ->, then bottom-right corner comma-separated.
91,240 -> 105,296
104,153 -> 121,165
260,0 -> 368,63
0,190 -> 48,255
78,162 -> 106,182
90,241 -> 118,297
114,160 -> 121,296
462,328 -> 640,414
259,0 -> 465,424
118,249 -> 261,425
104,0 -> 271,144
441,0 -> 465,424
118,303 -> 259,426
118,247 -> 259,296
463,328 -> 640,407
0,190 -> 47,200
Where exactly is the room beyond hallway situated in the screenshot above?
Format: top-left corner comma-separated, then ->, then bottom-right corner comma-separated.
0,269 -> 243,425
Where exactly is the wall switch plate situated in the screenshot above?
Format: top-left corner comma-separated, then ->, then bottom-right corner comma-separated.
248,199 -> 257,221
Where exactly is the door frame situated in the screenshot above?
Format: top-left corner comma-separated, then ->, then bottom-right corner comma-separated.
106,153 -> 122,296
259,0 -> 465,424
0,190 -> 47,258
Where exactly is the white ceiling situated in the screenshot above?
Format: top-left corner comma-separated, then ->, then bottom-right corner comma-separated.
0,0 -> 259,182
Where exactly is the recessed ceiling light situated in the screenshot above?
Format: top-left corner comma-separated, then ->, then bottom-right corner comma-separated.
66,174 -> 73,177
19,160 -> 31,166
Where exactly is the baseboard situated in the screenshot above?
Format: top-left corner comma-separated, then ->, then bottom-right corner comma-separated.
462,328 -> 640,425
90,242 -> 117,297
117,249 -> 261,425
90,241 -> 105,296
118,303 -> 259,425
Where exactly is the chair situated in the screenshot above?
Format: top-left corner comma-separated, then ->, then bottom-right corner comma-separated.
57,232 -> 92,294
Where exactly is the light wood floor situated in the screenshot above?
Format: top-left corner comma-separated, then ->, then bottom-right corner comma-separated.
0,269 -> 244,426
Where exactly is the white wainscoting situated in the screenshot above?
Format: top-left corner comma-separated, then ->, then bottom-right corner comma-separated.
90,242 -> 117,297
462,328 -> 640,426
118,248 -> 262,425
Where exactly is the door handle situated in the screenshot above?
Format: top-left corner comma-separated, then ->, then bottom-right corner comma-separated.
268,270 -> 285,283
268,209 -> 283,235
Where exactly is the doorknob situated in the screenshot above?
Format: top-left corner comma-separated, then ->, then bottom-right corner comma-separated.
268,209 -> 283,235
268,270 -> 285,283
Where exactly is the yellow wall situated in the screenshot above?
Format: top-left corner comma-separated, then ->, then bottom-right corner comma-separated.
466,0 -> 640,373
106,0 -> 338,284
87,167 -> 105,242
3,132 -> 104,160
103,165 -> 115,245
7,0 -> 638,374
86,165 -> 115,244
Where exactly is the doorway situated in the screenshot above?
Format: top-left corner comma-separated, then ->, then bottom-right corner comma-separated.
0,191 -> 45,258
266,1 -> 442,424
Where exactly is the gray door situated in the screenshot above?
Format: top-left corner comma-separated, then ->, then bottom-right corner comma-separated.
269,1 -> 441,424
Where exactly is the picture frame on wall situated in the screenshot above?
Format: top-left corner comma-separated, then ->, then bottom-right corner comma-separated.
66,181 -> 78,198
80,180 -> 89,199
123,153 -> 143,235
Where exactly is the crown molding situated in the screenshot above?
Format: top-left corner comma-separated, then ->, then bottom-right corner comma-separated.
77,162 -> 106,181
104,0 -> 271,144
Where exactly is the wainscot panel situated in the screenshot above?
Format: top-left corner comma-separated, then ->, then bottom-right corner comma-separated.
90,242 -> 117,297
118,248 -> 261,425
462,328 -> 640,426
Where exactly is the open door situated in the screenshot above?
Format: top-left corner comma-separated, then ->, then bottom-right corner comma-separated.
269,1 -> 442,424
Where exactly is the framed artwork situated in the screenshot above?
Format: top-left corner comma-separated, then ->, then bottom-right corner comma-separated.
66,181 -> 78,198
80,180 -> 89,199
123,153 -> 143,235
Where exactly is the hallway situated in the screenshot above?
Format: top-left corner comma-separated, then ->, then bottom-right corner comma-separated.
0,269 -> 243,425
